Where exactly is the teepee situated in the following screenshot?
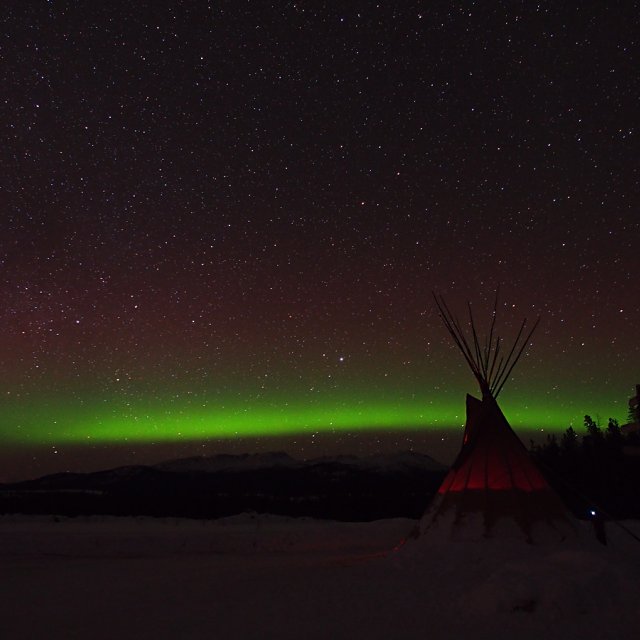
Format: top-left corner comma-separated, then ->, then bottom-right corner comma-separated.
419,294 -> 575,544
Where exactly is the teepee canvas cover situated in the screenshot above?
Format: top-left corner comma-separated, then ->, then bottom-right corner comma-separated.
420,295 -> 575,543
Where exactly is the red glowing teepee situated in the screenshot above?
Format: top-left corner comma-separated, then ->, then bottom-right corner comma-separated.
419,294 -> 575,544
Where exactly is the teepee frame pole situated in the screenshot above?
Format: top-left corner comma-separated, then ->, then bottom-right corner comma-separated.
432,292 -> 539,399
484,289 -> 499,375
492,317 -> 540,397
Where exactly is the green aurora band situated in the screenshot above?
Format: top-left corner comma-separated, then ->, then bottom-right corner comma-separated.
0,386 -> 617,446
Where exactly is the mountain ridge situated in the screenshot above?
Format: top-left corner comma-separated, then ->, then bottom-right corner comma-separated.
0,451 -> 447,522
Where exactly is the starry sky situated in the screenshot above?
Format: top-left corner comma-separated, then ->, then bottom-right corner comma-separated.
1,1 -> 638,480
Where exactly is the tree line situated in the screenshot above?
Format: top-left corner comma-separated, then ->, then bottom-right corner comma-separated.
531,414 -> 640,519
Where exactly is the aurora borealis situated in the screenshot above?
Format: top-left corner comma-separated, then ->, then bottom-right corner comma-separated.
1,2 -> 638,480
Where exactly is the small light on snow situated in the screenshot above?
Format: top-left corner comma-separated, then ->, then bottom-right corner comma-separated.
590,510 -> 597,517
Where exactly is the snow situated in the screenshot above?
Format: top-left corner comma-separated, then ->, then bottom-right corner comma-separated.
395,523 -> 640,638
1,514 -> 639,639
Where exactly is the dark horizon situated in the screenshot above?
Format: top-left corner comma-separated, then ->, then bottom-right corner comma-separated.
3,422 -> 583,483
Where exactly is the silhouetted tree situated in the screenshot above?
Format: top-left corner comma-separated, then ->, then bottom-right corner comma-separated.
582,415 -> 605,459
584,415 -> 602,440
530,408 -> 640,519
539,433 -> 560,465
560,426 -> 579,456
606,418 -> 622,447
627,385 -> 640,424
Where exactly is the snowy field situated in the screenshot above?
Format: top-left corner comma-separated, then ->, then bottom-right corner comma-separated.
2,514 -> 640,640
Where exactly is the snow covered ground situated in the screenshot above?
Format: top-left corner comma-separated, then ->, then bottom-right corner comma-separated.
1,514 -> 639,640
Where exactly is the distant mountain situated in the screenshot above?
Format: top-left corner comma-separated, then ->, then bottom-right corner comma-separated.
154,450 -> 445,474
5,466 -> 166,492
308,451 -> 445,473
155,451 -> 302,473
0,451 -> 448,521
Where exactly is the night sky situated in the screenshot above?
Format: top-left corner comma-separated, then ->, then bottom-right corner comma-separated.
1,1 -> 638,480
